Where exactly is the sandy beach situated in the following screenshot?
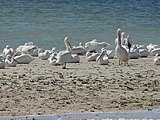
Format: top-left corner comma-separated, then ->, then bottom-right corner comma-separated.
0,56 -> 160,116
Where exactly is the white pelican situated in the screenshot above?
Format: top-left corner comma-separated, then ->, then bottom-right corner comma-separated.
48,53 -> 60,66
68,54 -> 80,63
16,42 -> 39,56
56,37 -> 80,69
86,51 -> 99,62
115,29 -> 129,65
150,48 -> 160,56
3,45 -> 14,58
85,39 -> 110,52
128,44 -> 140,59
121,32 -> 127,45
27,46 -> 39,56
106,50 -> 115,59
147,43 -> 159,52
56,51 -> 80,69
5,55 -> 17,67
153,54 -> 160,65
131,44 -> 146,52
129,51 -> 140,59
0,57 -> 5,69
132,45 -> 149,57
96,48 -> 109,65
14,54 -> 34,64
38,50 -> 50,60
116,33 -> 139,59
64,37 -> 87,55
138,49 -> 150,57
116,32 -> 131,52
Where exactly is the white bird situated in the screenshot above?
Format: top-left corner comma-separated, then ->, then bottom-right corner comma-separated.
115,29 -> 129,65
150,48 -> 160,56
128,51 -> 140,59
138,49 -> 150,57
128,45 -> 140,59
106,50 -> 115,59
16,42 -> 39,56
3,45 -> 14,58
14,54 -> 34,64
132,45 -> 149,57
153,54 -> 160,65
96,48 -> 109,65
64,37 -> 87,55
27,46 -> 39,57
121,32 -> 127,45
147,43 -> 159,52
116,34 -> 132,53
116,32 -> 139,59
56,51 -> 80,69
5,55 -> 17,67
38,50 -> 50,60
68,54 -> 80,63
86,51 -> 99,62
48,53 -> 59,66
85,39 -> 110,52
56,37 -> 80,69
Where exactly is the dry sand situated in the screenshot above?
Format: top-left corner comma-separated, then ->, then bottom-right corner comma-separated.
0,56 -> 160,116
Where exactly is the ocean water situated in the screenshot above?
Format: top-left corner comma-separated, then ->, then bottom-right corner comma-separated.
0,0 -> 160,51
1,109 -> 160,119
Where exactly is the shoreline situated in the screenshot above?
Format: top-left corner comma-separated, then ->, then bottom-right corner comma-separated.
0,56 -> 160,116
0,108 -> 160,119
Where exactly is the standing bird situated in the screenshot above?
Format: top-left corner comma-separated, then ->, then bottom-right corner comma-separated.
56,37 -> 80,69
115,29 -> 129,65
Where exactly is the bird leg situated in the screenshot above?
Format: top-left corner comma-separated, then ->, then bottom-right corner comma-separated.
125,60 -> 129,66
119,60 -> 121,65
62,63 -> 66,69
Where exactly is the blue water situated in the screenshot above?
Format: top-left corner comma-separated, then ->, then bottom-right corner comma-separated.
0,0 -> 160,51
1,109 -> 160,119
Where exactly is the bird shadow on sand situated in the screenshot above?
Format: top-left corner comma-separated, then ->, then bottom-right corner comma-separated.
63,67 -> 79,70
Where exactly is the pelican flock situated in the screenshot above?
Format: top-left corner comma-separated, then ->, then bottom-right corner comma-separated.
0,28 -> 159,69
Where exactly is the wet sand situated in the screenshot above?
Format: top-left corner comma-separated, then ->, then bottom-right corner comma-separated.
0,56 -> 160,116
